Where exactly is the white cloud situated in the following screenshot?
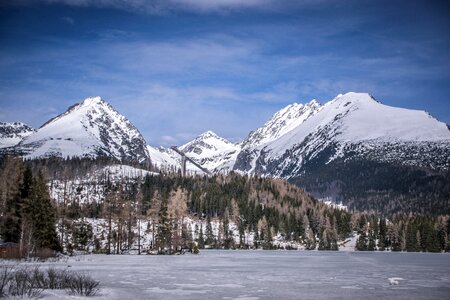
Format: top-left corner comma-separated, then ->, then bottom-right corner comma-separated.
60,16 -> 75,25
160,135 -> 178,144
14,0 -> 338,14
106,36 -> 261,77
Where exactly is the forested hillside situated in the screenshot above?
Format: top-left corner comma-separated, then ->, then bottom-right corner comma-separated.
0,156 -> 449,256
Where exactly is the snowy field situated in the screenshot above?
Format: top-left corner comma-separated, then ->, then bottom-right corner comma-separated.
4,250 -> 450,300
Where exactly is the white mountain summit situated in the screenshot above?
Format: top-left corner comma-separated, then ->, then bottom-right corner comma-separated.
2,92 -> 449,180
234,92 -> 450,177
179,131 -> 240,172
15,96 -> 150,162
241,99 -> 321,148
0,122 -> 35,149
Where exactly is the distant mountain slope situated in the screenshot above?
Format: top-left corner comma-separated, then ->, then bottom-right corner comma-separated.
233,92 -> 450,214
234,99 -> 321,173
241,99 -> 321,148
0,122 -> 35,148
2,92 -> 449,214
179,131 -> 240,172
235,92 -> 450,176
15,97 -> 151,163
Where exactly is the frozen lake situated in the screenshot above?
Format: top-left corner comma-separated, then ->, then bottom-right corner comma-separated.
30,250 -> 450,299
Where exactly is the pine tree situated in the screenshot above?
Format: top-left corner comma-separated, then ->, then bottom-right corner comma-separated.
27,171 -> 60,251
356,231 -> 368,251
367,230 -> 376,251
198,224 -> 205,249
378,218 -> 388,250
0,157 -> 24,243
156,196 -> 171,253
205,216 -> 215,247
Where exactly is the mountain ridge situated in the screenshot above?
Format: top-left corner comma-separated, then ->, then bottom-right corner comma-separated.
0,122 -> 36,149
10,96 -> 151,163
2,92 -> 449,214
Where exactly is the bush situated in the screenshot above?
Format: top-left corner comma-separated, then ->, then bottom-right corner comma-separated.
45,268 -> 71,289
67,273 -> 100,296
0,264 -> 14,297
0,264 -> 100,297
8,266 -> 43,298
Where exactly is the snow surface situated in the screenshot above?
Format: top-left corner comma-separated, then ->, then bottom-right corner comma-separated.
18,97 -> 149,161
5,92 -> 449,176
268,92 -> 450,158
241,99 -> 321,148
228,92 -> 450,179
147,145 -> 179,168
0,121 -> 35,148
11,251 -> 450,300
179,131 -> 241,171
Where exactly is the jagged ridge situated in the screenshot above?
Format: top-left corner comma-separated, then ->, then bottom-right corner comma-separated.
14,97 -> 150,163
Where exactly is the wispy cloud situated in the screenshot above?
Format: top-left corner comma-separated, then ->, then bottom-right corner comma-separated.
11,0 -> 341,14
1,1 -> 449,145
110,83 -> 295,146
60,16 -> 75,25
2,28 -> 447,145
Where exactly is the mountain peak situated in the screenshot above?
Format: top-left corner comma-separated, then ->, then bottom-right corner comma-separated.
0,122 -> 35,149
80,96 -> 105,107
331,92 -> 377,104
198,130 -> 220,139
16,96 -> 150,162
307,99 -> 321,107
241,98 -> 322,148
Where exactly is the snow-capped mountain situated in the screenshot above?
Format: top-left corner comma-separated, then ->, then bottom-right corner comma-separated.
234,92 -> 450,177
241,99 -> 321,148
146,131 -> 240,174
2,92 -> 448,213
231,92 -> 450,212
15,97 -> 150,162
146,145 -> 180,170
179,131 -> 240,171
0,122 -> 35,148
234,99 -> 321,173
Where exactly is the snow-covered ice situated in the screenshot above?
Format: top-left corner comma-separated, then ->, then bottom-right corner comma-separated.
8,250 -> 450,300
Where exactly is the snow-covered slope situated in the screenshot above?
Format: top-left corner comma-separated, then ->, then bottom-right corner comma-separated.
16,97 -> 150,162
146,145 -> 181,171
234,99 -> 321,173
179,131 -> 241,171
0,122 -> 35,148
234,92 -> 450,176
270,92 -> 449,156
241,99 -> 321,148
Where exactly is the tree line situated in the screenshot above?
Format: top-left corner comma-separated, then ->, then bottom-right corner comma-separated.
0,157 -> 59,258
0,156 -> 449,256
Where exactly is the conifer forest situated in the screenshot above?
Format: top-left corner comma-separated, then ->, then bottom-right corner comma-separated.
1,156 -> 448,257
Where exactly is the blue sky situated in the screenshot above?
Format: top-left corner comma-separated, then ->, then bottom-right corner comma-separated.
0,0 -> 449,146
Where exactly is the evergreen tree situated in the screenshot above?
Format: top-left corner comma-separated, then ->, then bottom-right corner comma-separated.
356,231 -> 368,251
0,157 -> 24,243
367,230 -> 376,251
27,171 -> 60,251
205,216 -> 215,247
156,197 -> 171,253
378,218 -> 388,250
198,224 -> 205,249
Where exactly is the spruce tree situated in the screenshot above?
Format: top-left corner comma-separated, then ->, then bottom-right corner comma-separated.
0,157 -> 24,243
378,218 -> 387,250
198,224 -> 205,249
28,171 -> 60,251
156,196 -> 171,253
205,216 -> 215,247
